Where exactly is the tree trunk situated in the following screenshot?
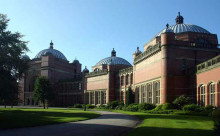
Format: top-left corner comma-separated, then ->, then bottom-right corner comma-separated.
43,100 -> 45,109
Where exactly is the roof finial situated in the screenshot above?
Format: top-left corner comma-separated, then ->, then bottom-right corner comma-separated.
166,23 -> 169,28
50,40 -> 54,49
111,48 -> 116,57
175,12 -> 184,24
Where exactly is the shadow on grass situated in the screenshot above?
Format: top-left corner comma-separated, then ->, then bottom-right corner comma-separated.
0,109 -> 99,129
127,126 -> 214,136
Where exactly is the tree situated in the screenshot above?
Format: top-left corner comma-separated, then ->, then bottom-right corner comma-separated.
34,76 -> 53,109
0,14 -> 29,107
126,86 -> 134,106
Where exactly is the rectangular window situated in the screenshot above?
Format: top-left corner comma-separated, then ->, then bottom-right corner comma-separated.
147,83 -> 152,103
154,82 -> 160,104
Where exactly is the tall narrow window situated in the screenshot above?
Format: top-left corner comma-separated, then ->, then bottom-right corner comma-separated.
142,85 -> 146,103
102,91 -> 106,104
121,76 -> 124,86
130,73 -> 133,84
126,75 -> 129,85
97,91 -> 101,104
200,85 -> 205,106
147,83 -> 152,103
91,92 -> 95,104
209,83 -> 215,106
154,82 -> 160,104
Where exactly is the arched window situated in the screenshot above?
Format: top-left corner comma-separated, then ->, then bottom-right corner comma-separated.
121,76 -> 124,86
209,83 -> 215,106
147,83 -> 152,103
200,85 -> 205,106
94,68 -> 101,72
154,81 -> 160,104
126,75 -> 129,85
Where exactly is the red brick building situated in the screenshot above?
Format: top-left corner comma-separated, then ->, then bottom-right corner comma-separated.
84,12 -> 220,106
19,41 -> 83,106
197,55 -> 220,107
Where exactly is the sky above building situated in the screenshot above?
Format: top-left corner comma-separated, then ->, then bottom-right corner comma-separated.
0,0 -> 220,71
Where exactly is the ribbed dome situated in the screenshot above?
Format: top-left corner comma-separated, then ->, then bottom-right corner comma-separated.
34,41 -> 67,61
155,24 -> 210,37
95,48 -> 131,66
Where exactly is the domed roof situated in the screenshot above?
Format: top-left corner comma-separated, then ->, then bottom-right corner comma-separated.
34,41 -> 67,61
155,12 -> 210,37
21,54 -> 30,60
73,58 -> 79,64
83,66 -> 89,73
95,48 -> 131,66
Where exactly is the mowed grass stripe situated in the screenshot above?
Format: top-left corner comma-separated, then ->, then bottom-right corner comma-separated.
0,108 -> 100,129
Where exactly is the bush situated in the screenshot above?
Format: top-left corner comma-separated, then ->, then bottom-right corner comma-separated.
182,104 -> 204,112
115,105 -> 124,110
125,104 -> 139,112
107,100 -> 124,109
154,104 -> 163,111
162,103 -> 174,110
86,104 -> 96,109
211,109 -> 220,118
173,95 -> 193,109
96,104 -> 107,109
138,103 -> 156,111
74,104 -> 82,108
205,105 -> 215,112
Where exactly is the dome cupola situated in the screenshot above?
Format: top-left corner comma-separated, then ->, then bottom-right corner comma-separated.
95,48 -> 131,66
83,66 -> 89,73
34,41 -> 67,61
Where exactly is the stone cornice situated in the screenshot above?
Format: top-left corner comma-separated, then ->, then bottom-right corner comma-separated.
197,55 -> 220,74
134,43 -> 161,65
85,69 -> 108,78
119,67 -> 133,75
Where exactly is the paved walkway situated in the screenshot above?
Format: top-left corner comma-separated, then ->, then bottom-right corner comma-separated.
0,111 -> 141,136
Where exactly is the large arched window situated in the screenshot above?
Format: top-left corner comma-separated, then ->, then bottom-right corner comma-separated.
154,81 -> 160,104
209,83 -> 215,106
200,85 -> 205,106
94,68 -> 101,72
147,83 -> 152,103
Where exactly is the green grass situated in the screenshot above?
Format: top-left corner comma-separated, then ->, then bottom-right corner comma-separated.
114,110 -> 215,136
0,108 -> 100,129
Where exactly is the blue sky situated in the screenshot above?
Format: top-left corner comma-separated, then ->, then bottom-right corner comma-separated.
1,0 -> 220,71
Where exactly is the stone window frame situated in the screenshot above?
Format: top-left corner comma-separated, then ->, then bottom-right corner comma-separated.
208,82 -> 215,106
199,84 -> 206,106
154,81 -> 160,104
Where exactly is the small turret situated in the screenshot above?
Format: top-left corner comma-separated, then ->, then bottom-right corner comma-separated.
50,40 -> 54,49
83,66 -> 89,73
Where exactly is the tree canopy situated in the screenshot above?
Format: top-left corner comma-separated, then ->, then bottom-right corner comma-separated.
0,14 -> 29,107
34,76 -> 53,109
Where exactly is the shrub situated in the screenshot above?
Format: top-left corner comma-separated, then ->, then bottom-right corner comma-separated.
126,87 -> 134,106
74,104 -> 82,108
126,104 -> 139,112
96,104 -> 107,109
86,104 -> 96,109
138,103 -> 156,111
182,104 -> 204,112
173,95 -> 193,109
154,104 -> 163,111
205,105 -> 215,112
115,105 -> 124,110
107,100 -> 124,109
162,103 -> 174,110
211,109 -> 220,118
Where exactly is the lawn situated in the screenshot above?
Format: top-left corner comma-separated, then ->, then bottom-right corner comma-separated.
115,110 -> 215,136
0,108 -> 100,129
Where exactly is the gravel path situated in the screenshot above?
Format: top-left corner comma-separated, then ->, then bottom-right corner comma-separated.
0,111 -> 141,136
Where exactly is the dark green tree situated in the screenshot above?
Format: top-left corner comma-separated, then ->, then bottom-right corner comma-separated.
173,95 -> 193,109
0,14 -> 29,107
126,86 -> 134,106
34,76 -> 53,109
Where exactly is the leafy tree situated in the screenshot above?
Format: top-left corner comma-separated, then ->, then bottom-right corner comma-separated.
0,14 -> 29,107
34,76 -> 53,109
126,86 -> 134,106
173,95 -> 193,109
